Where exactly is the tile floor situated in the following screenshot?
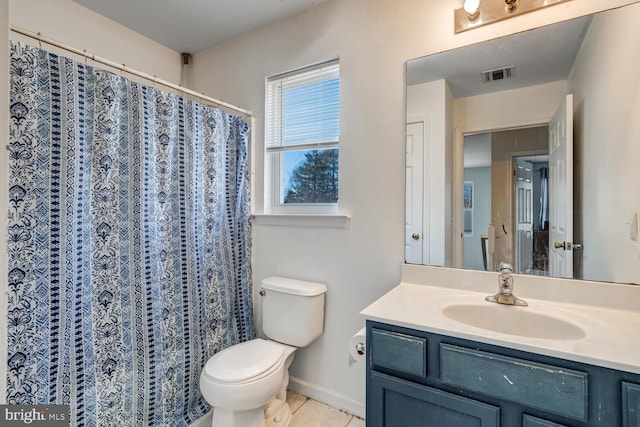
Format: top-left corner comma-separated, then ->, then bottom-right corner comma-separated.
192,391 -> 364,427
287,391 -> 365,427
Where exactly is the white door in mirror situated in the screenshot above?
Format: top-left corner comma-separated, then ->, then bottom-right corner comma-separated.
406,121 -> 425,264
549,94 -> 574,278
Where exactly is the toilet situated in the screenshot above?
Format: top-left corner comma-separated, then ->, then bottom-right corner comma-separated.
200,276 -> 327,427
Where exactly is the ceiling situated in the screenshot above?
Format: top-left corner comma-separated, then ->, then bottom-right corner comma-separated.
72,0 -> 327,53
406,14 -> 593,98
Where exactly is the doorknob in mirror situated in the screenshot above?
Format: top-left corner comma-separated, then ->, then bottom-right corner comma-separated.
554,242 -> 582,251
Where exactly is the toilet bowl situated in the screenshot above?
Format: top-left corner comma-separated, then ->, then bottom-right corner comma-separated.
199,276 -> 327,427
200,339 -> 296,427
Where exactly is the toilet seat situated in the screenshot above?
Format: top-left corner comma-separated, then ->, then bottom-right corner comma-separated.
203,339 -> 286,384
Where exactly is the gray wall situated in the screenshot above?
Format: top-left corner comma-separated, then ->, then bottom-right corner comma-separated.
463,167 -> 491,270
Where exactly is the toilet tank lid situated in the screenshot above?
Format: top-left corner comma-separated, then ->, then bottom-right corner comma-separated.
261,276 -> 327,296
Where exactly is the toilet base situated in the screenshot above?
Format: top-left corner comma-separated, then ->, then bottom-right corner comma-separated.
265,398 -> 292,427
210,398 -> 292,427
211,407 -> 266,427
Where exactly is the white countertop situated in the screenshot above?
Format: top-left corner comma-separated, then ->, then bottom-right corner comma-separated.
361,265 -> 640,374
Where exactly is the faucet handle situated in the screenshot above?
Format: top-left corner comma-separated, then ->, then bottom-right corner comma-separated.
487,261 -> 527,306
498,262 -> 513,273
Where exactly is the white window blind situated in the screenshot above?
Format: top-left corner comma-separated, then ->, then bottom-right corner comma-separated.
266,59 -> 340,153
264,59 -> 340,211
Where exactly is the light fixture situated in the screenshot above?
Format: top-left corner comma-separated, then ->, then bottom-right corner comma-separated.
505,0 -> 518,13
454,0 -> 573,34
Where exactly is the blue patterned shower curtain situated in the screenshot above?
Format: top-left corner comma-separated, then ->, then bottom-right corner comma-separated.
7,42 -> 255,425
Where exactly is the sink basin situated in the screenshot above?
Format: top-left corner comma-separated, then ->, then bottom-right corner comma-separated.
442,303 -> 586,340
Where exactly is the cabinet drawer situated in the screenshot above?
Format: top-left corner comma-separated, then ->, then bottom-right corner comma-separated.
371,328 -> 426,377
622,382 -> 640,427
441,344 -> 588,421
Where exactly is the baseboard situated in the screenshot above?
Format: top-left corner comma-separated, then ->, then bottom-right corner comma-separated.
288,376 -> 365,419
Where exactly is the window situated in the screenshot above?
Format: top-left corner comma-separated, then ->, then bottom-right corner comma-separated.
265,59 -> 340,214
463,181 -> 474,236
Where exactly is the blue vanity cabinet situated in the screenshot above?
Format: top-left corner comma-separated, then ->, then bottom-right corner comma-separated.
366,321 -> 640,426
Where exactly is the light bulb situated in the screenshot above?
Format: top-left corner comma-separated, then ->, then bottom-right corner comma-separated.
464,0 -> 480,20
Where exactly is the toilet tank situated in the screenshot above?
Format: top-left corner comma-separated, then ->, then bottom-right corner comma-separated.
260,276 -> 327,347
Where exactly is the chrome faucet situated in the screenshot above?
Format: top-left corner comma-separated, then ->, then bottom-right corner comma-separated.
485,262 -> 527,306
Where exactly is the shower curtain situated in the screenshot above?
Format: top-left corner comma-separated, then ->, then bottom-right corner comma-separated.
7,42 -> 255,425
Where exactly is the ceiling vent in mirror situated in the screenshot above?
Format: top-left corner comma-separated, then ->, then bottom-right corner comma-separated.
482,66 -> 514,82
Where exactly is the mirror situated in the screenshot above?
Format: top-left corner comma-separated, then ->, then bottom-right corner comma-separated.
405,3 -> 640,285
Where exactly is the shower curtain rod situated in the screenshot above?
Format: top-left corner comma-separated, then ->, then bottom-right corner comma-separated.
10,26 -> 254,119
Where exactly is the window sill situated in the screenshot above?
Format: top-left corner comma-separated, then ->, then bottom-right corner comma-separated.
252,213 -> 351,228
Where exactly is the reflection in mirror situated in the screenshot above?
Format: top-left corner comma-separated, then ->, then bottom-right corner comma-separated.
463,127 -> 549,275
405,3 -> 640,285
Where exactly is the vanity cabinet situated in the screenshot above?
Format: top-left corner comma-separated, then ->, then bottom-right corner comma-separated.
366,321 -> 640,427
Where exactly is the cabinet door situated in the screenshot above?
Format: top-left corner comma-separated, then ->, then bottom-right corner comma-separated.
368,371 -> 499,427
623,382 -> 640,427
